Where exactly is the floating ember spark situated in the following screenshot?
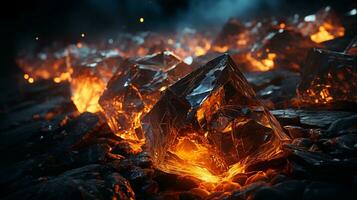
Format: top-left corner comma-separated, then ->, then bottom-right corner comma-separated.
28,77 -> 34,83
142,54 -> 290,183
23,73 -> 29,79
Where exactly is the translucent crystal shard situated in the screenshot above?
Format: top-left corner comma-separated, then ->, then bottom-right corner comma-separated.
99,51 -> 192,141
297,48 -> 357,105
142,54 -> 290,182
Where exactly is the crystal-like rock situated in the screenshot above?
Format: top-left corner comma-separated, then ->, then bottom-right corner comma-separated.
142,54 -> 290,182
297,48 -> 357,105
99,51 -> 192,140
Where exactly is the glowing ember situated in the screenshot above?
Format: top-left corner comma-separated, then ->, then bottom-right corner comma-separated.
142,55 -> 290,183
28,77 -> 34,84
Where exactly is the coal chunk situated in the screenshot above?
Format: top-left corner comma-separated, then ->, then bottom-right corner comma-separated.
2,164 -> 135,200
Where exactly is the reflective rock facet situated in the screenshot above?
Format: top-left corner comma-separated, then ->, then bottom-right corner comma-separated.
142,54 -> 290,182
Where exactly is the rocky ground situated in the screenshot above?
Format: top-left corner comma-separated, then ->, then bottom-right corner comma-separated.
0,72 -> 356,200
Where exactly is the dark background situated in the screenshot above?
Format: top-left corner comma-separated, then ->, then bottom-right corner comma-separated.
0,0 -> 356,92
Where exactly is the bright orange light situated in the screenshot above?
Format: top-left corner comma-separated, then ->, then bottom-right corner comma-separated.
76,43 -> 83,48
194,40 -> 211,56
158,134 -> 247,184
245,52 -> 277,71
310,23 -> 345,43
71,74 -> 106,113
24,74 -> 29,79
212,45 -> 229,53
305,85 -> 334,104
53,77 -> 61,83
28,77 -> 34,83
159,86 -> 167,92
279,23 -> 286,29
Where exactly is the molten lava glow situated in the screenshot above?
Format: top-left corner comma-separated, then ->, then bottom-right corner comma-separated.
310,23 -> 345,43
163,135 -> 245,184
168,139 -> 221,183
71,75 -> 106,113
245,52 -> 277,71
159,134 -> 254,185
